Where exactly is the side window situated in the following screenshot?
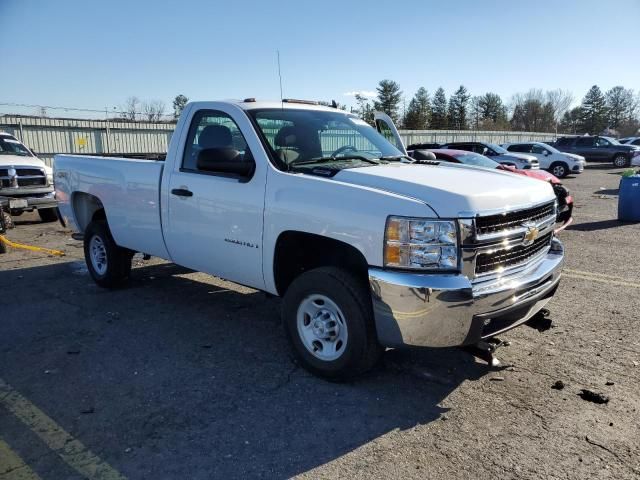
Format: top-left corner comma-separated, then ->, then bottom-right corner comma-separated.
632,139 -> 640,146
375,119 -> 403,151
473,144 -> 489,154
531,144 -> 547,154
576,137 -> 595,147
183,110 -> 250,172
508,144 -> 528,153
556,137 -> 572,147
595,137 -> 611,147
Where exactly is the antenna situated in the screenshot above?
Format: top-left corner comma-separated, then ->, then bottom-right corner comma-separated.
277,50 -> 284,108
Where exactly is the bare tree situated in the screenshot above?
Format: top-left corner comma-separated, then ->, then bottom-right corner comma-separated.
123,96 -> 140,121
546,89 -> 574,125
142,100 -> 166,122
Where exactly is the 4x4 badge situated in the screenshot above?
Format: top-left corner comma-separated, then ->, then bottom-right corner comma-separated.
522,223 -> 539,246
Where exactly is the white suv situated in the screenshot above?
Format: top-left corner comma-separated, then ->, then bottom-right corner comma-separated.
502,142 -> 585,178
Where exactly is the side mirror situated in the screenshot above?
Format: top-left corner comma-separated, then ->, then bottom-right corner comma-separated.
482,148 -> 490,156
197,148 -> 255,177
411,150 -> 437,161
543,150 -> 550,156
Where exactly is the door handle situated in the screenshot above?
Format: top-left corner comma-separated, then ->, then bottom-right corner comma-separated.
171,188 -> 193,197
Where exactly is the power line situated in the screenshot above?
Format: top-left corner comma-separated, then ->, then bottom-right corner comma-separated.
0,101 -> 174,119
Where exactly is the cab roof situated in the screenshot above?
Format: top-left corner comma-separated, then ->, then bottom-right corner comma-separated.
190,99 -> 343,113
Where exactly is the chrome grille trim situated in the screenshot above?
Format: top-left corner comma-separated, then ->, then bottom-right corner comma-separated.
459,199 -> 558,279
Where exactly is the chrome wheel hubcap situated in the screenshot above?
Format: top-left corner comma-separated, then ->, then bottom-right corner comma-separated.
89,235 -> 108,275
297,294 -> 348,361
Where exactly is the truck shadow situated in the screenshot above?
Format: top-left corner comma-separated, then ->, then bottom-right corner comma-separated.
0,260 -> 489,479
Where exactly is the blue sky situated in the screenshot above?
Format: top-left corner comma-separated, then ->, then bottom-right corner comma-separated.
1,0 -> 639,118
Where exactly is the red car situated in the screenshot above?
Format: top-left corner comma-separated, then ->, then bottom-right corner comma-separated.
424,149 -> 573,231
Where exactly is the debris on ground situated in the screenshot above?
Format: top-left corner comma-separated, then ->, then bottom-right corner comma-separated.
578,389 -> 609,404
551,380 -> 565,390
605,381 -> 615,386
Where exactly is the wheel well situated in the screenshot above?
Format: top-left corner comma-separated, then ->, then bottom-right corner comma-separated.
550,161 -> 568,169
72,192 -> 105,233
273,231 -> 369,296
612,152 -> 628,159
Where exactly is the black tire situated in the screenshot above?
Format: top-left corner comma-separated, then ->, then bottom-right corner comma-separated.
83,220 -> 133,288
282,266 -> 383,381
613,154 -> 630,168
0,239 -> 6,254
38,208 -> 58,223
549,162 -> 569,178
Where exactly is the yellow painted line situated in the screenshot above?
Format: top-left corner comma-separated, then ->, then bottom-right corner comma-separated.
564,273 -> 640,289
0,379 -> 125,480
0,438 -> 41,480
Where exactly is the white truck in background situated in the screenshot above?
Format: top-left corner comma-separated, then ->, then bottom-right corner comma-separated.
0,132 -> 58,222
54,100 -> 565,380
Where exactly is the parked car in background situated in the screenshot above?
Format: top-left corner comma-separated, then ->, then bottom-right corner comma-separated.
0,135 -> 57,222
619,136 -> 640,146
501,141 -> 585,178
439,141 -> 539,170
406,142 -> 442,150
554,136 -> 640,167
0,132 -> 18,141
427,149 -> 573,229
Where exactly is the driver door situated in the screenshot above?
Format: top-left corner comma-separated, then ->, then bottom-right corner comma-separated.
374,112 -> 407,155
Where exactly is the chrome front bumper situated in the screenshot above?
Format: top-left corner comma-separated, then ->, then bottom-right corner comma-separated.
368,238 -> 564,348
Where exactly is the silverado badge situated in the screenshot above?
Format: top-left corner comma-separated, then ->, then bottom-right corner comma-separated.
522,223 -> 539,246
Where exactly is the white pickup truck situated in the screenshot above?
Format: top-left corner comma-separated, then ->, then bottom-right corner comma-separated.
55,99 -> 565,380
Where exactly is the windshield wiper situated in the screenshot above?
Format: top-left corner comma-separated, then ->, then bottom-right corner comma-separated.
291,155 -> 380,166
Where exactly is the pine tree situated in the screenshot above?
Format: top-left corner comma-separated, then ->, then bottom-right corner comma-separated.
373,80 -> 403,123
605,86 -> 636,130
579,85 -> 608,134
447,85 -> 471,130
403,87 -> 431,130
172,94 -> 189,119
431,87 -> 447,129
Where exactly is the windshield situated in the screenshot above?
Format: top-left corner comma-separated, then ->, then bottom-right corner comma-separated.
602,137 -> 620,145
452,152 -> 500,169
0,138 -> 33,156
487,143 -> 508,154
249,109 -> 402,169
539,142 -> 561,154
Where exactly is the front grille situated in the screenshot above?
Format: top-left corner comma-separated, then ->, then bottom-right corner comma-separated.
0,167 -> 46,189
475,232 -> 552,275
18,177 -> 46,187
476,201 -> 555,236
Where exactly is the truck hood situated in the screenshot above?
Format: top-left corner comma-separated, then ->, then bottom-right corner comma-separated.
0,154 -> 47,169
334,163 -> 555,217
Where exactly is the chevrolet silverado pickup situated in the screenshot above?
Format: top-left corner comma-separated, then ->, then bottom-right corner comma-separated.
55,100 -> 565,380
0,132 -> 58,221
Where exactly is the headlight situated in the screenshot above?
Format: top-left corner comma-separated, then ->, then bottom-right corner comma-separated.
46,173 -> 54,185
384,217 -> 459,270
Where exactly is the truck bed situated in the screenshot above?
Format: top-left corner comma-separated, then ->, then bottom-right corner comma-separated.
54,155 -> 170,259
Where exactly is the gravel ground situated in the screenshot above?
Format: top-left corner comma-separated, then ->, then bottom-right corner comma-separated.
0,163 -> 639,479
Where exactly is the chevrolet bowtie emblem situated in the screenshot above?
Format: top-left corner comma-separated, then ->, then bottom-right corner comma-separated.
522,223 -> 539,246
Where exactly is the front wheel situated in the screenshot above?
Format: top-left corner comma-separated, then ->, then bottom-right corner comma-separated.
83,220 -> 133,288
613,154 -> 629,168
550,162 -> 569,178
282,267 -> 383,381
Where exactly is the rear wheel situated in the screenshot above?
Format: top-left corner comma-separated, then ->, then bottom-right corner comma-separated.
282,266 -> 383,381
38,208 -> 58,223
84,220 -> 133,288
550,162 -> 569,178
613,154 -> 629,168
